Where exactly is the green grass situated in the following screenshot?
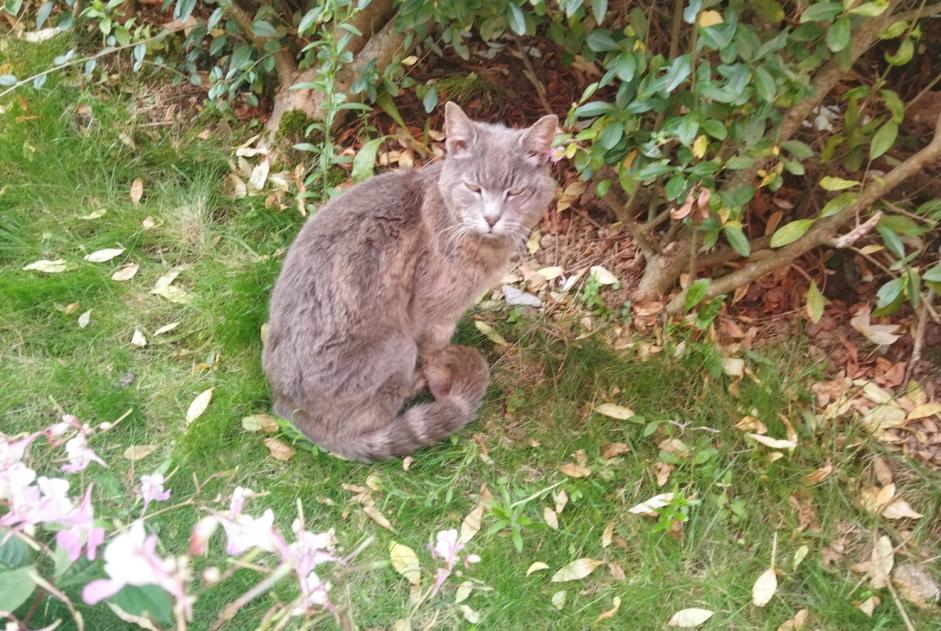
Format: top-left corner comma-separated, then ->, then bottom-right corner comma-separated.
2,39 -> 939,631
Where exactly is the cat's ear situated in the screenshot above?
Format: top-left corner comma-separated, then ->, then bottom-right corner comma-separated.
444,101 -> 477,157
519,114 -> 559,163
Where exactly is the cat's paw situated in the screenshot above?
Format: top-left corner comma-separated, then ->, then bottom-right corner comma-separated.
424,345 -> 489,401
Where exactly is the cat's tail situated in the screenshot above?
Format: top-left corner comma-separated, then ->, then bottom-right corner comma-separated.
324,345 -> 489,462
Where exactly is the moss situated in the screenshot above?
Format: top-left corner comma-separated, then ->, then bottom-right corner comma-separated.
277,108 -> 314,141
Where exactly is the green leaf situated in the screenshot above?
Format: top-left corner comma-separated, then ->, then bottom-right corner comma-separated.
924,264 -> 941,282
879,214 -> 926,237
770,219 -> 814,247
826,17 -> 851,52
252,20 -> 278,38
702,120 -> 727,140
422,85 -> 438,113
292,143 -> 318,153
800,2 -> 843,23
507,4 -> 526,36
683,0 -> 703,24
820,176 -> 858,191
685,278 -> 711,312
781,140 -> 814,159
880,20 -> 908,40
611,53 -> 636,81
377,93 -> 407,128
754,66 -> 776,102
0,534 -> 31,569
574,101 -> 616,118
586,30 -> 619,52
665,175 -> 686,201
0,566 -> 36,613
592,0 -> 607,24
881,90 -> 905,124
915,199 -> 941,219
885,38 -> 914,66
869,121 -> 898,160
352,137 -> 384,183
876,276 -> 904,308
660,54 -> 692,94
784,160 -> 805,175
634,160 -> 673,181
723,224 -> 751,257
876,225 -> 905,258
599,122 -> 623,149
109,585 -> 174,626
754,0 -> 784,23
230,45 -> 253,71
725,155 -> 755,170
820,192 -> 858,217
849,1 -> 889,17
298,9 -> 318,35
3,0 -> 22,16
907,269 -> 921,308
805,280 -> 826,323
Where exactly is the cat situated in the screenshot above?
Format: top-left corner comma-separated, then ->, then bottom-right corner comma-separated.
262,102 -> 558,461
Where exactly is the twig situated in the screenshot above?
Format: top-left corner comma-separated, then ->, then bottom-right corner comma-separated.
515,43 -> 555,116
905,289 -> 934,386
887,577 -> 918,631
831,210 -> 884,248
209,563 -> 293,631
667,0 -> 685,59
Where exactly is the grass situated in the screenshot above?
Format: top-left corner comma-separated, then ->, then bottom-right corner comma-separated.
2,39 -> 939,631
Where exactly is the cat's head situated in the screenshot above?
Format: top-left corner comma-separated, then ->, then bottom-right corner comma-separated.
437,102 -> 558,242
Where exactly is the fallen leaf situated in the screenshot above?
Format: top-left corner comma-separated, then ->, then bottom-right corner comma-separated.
554,489 -> 568,514
857,595 -> 880,617
792,545 -> 809,570
131,328 -> 147,347
23,259 -> 70,273
908,402 -> 941,420
362,505 -> 395,531
78,309 -> 92,329
658,438 -> 690,458
186,388 -> 213,423
804,463 -> 832,485
526,561 -> 549,576
455,581 -> 473,604
242,414 -> 279,433
850,308 -> 901,346
870,535 -> 894,589
111,263 -> 139,281
526,229 -> 541,254
460,504 -> 484,543
263,437 -> 295,461
596,596 -> 621,622
747,433 -> 797,450
556,180 -> 586,212
248,158 -> 270,192
130,178 -> 144,204
722,357 -> 745,378
628,493 -> 675,516
589,265 -> 618,286
154,322 -> 180,336
594,403 -> 636,420
559,462 -> 592,478
551,558 -> 604,582
602,442 -> 630,459
79,208 -> 107,220
736,416 -> 767,433
601,522 -> 614,548
543,506 -> 558,530
752,568 -> 777,607
142,216 -> 157,230
388,541 -> 420,585
123,445 -> 157,461
459,604 -> 480,623
776,608 -> 809,630
873,457 -> 893,486
502,285 -> 542,308
474,320 -> 507,345
699,10 -> 723,27
655,461 -> 674,487
881,498 -> 923,520
402,456 -> 413,471
861,404 -> 907,431
892,563 -> 940,609
667,608 -> 714,627
107,603 -> 159,631
551,590 -> 566,610
608,561 -> 626,581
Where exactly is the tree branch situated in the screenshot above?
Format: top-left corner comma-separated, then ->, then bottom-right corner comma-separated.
667,112 -> 941,312
226,0 -> 297,85
598,179 -> 659,258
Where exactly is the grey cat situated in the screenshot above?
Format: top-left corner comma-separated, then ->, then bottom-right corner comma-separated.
262,102 -> 558,461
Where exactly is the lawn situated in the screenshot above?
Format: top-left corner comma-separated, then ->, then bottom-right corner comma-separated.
1,39 -> 938,630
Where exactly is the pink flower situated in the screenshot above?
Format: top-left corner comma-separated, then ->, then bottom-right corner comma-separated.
288,526 -> 336,577
140,474 -> 171,511
228,486 -> 255,518
189,516 -> 219,556
56,486 -> 106,562
62,434 -> 106,473
82,521 -> 189,614
431,529 -> 463,564
0,461 -> 36,501
292,571 -> 331,615
220,509 -> 277,556
1,476 -> 74,528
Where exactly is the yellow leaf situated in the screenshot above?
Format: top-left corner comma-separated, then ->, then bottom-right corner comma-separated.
692,134 -> 708,159
527,228 -> 541,254
263,437 -> 295,461
803,463 -> 832,485
526,561 -> 549,576
78,309 -> 92,329
698,10 -> 723,27
459,604 -> 480,623
551,558 -> 604,582
123,445 -> 157,461
154,322 -> 180,336
474,320 -> 507,346
667,608 -> 714,627
908,402 -> 941,420
601,522 -> 614,548
596,596 -> 621,622
389,541 -> 421,586
242,414 -> 279,433
186,388 -> 213,423
594,403 -> 635,420
556,180 -> 587,212
752,568 -> 777,607
776,608 -> 809,630
870,535 -> 894,589
551,590 -> 566,610
881,498 -> 923,520
84,248 -> 124,263
130,177 -> 144,204
455,581 -> 473,604
363,505 -> 395,531
111,263 -> 139,281
536,266 -> 564,281
589,265 -> 618,285
460,504 -> 484,543
722,357 -> 745,378
857,595 -> 880,617
558,462 -> 592,478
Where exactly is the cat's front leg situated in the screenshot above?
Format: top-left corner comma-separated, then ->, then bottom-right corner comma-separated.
418,322 -> 456,362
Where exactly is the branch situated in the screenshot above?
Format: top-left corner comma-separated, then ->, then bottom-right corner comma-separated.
831,210 -> 883,248
226,0 -> 297,84
597,179 -> 659,258
668,112 -> 941,312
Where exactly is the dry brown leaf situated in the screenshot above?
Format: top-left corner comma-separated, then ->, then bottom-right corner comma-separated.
123,444 -> 157,461
186,388 -> 213,424
551,590 -> 566,610
857,595 -> 880,617
23,259 -> 71,273
870,535 -> 894,589
655,462 -> 674,487
388,541 -> 421,586
559,462 -> 592,478
556,180 -> 586,212
111,263 -> 139,281
460,504 -> 484,543
698,9 -> 723,26
667,608 -> 714,627
263,437 -> 295,461
776,608 -> 809,630
543,506 -> 558,530
752,568 -> 777,607
628,493 -> 674,517
131,328 -> 147,348
85,248 -> 125,263
804,463 -> 833,485
747,433 -> 797,450
594,403 -> 635,420
526,561 -> 549,576
892,563 -> 941,608
722,357 -> 745,378
602,442 -> 630,459
241,414 -> 278,433
550,558 -> 604,582
363,505 -> 395,532
130,178 -> 144,205
882,498 -> 923,520
589,265 -> 618,286
608,561 -> 626,581
908,401 -> 941,420
873,457 -> 893,486
601,522 -> 614,548
736,416 -> 767,433
658,438 -> 690,458
154,322 -> 180,336
596,596 -> 621,622
850,308 -> 901,346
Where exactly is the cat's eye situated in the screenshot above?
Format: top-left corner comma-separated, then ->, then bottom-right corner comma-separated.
506,187 -> 525,197
465,182 -> 482,193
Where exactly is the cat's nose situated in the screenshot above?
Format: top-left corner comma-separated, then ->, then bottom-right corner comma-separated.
485,215 -> 499,228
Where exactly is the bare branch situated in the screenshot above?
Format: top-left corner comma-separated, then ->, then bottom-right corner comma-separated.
597,178 -> 660,258
831,210 -> 883,248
